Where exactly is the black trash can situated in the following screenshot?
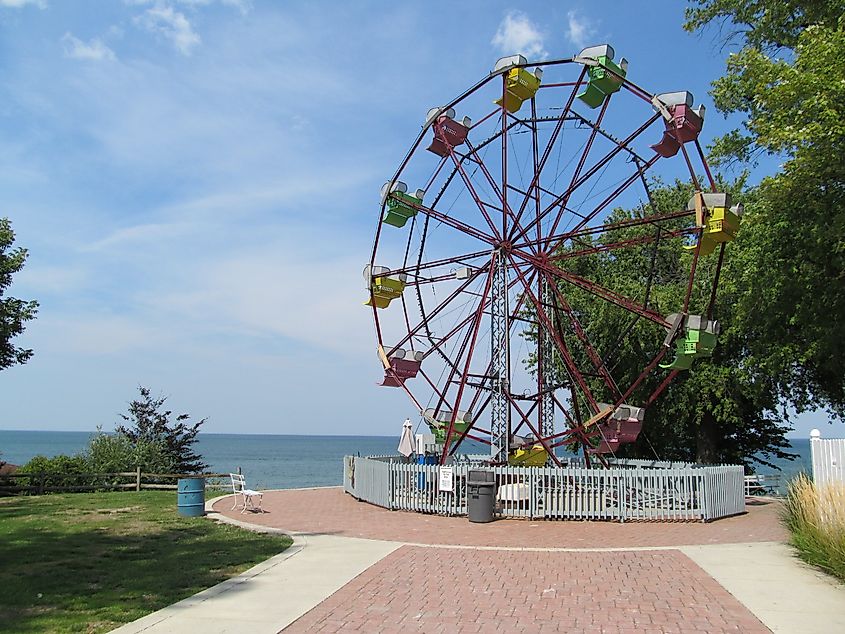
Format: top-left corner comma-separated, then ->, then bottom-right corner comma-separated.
467,470 -> 496,523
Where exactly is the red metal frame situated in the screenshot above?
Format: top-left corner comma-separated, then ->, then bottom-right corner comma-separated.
367,55 -> 723,466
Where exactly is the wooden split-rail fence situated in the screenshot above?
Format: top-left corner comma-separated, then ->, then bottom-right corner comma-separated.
0,468 -> 236,495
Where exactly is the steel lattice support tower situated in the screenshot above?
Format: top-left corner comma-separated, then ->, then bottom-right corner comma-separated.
539,275 -> 556,454
490,249 -> 511,462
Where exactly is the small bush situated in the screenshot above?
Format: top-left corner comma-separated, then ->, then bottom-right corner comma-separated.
782,474 -> 845,581
17,454 -> 91,489
86,431 -> 176,475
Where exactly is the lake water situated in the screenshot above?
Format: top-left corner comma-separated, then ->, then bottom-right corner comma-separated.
0,430 -> 813,490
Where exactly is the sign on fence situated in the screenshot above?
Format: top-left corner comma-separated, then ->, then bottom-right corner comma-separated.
438,466 -> 454,492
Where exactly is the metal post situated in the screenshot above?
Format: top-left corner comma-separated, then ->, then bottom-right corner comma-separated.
539,274 -> 556,464
490,248 -> 510,463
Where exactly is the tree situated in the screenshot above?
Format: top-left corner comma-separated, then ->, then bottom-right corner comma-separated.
529,179 -> 793,468
684,3 -> 845,418
115,387 -> 208,473
0,218 -> 38,371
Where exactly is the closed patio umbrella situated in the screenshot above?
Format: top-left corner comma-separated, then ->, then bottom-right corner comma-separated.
398,418 -> 415,457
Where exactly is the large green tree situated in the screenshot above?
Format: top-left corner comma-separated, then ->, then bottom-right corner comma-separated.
0,218 -> 38,371
685,2 -> 845,417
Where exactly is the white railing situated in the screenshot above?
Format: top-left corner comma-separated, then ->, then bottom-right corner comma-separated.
343,456 -> 745,522
810,429 -> 845,486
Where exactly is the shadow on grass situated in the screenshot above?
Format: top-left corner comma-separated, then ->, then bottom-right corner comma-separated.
0,495 -> 290,634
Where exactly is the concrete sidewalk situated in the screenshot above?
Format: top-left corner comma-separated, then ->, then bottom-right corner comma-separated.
110,525 -> 400,633
682,542 -> 845,634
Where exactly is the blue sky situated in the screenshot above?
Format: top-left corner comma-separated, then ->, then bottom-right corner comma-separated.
0,0 -> 831,438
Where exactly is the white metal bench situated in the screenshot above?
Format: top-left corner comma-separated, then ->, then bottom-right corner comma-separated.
230,473 -> 263,513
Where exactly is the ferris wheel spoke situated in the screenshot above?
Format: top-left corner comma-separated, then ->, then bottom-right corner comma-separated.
413,200 -> 497,245
511,112 -> 661,247
534,389 -> 598,450
507,253 -> 600,411
540,393 -> 596,450
419,367 -> 463,423
617,345 -> 671,408
440,251 -> 497,461
514,206 -> 693,252
386,266 -> 488,358
463,137 -> 535,243
542,269 -> 623,401
510,399 -> 539,437
544,96 -> 613,241
419,261 -> 534,364
513,247 -> 668,327
549,226 -> 696,262
420,321 -> 475,418
439,135 -> 503,241
646,368 -> 681,408
694,139 -> 718,192
537,153 -> 662,254
383,249 -> 491,280
508,66 -> 587,242
421,265 -> 538,446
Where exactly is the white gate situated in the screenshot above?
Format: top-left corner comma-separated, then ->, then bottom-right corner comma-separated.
810,429 -> 845,485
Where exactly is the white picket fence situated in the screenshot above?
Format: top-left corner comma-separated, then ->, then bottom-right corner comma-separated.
343,455 -> 745,522
810,429 -> 845,486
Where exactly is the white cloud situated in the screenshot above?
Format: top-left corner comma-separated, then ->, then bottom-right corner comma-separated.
491,11 -> 546,60
220,0 -> 250,14
566,10 -> 597,50
135,4 -> 201,55
37,314 -> 164,355
15,264 -> 90,295
158,244 -> 373,357
61,33 -> 117,62
0,0 -> 45,8
170,0 -> 251,12
83,222 -> 193,251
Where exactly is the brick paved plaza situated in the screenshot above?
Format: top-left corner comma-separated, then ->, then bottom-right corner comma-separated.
210,488 -> 794,633
285,547 -> 767,633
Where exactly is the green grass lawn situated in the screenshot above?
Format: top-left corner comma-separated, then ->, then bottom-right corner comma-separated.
0,491 -> 291,633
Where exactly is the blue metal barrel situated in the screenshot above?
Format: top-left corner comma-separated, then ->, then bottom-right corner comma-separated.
417,454 -> 426,489
177,477 -> 206,517
416,454 -> 438,490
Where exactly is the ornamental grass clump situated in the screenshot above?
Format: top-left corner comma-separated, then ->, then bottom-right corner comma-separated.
782,473 -> 845,581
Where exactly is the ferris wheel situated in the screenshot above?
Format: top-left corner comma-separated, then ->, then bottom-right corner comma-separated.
365,45 -> 741,467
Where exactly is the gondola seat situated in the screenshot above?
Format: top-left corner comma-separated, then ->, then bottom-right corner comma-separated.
381,181 -> 425,228
650,92 -> 705,158
379,348 -> 424,387
660,314 -> 720,370
492,55 -> 543,113
425,107 -> 471,157
363,265 -> 406,309
576,45 -> 628,108
423,408 -> 473,443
